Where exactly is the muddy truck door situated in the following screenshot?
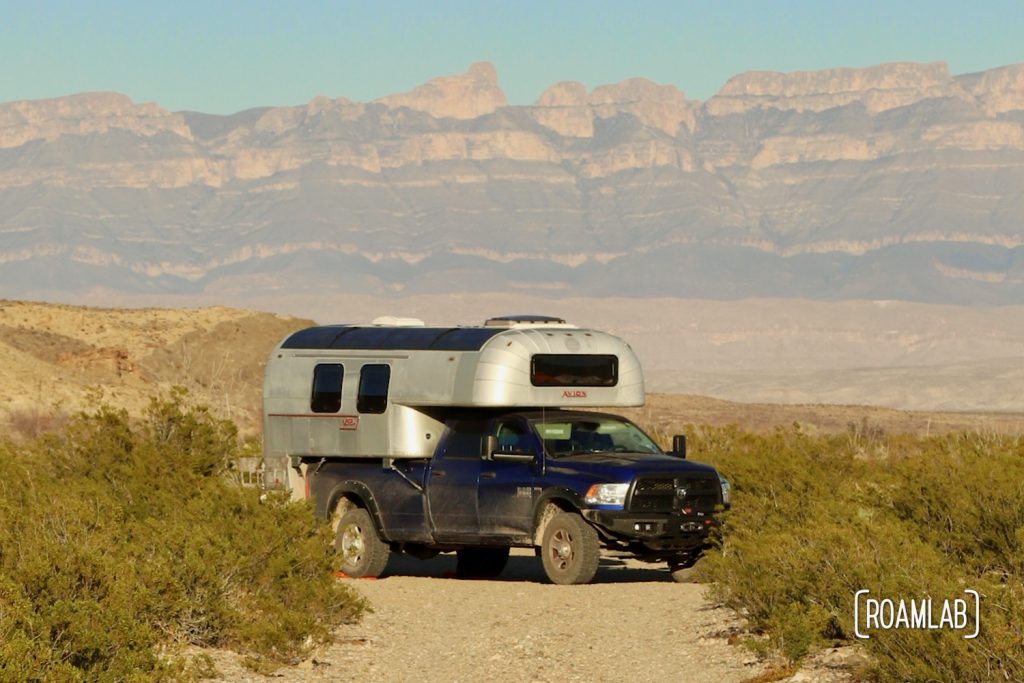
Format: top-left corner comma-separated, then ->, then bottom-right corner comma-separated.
426,416 -> 488,542
477,415 -> 537,541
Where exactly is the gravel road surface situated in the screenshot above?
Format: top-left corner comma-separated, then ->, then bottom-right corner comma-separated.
209,549 -> 778,682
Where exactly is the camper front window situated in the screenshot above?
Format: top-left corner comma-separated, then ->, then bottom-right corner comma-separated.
530,354 -> 618,387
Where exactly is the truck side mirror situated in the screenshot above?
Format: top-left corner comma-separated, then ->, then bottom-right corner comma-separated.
483,433 -> 536,463
671,434 -> 687,459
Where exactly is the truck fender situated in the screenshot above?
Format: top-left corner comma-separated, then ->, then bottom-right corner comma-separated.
532,487 -> 584,545
325,480 -> 387,539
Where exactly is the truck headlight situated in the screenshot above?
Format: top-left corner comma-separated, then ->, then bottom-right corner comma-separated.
584,482 -> 630,508
719,475 -> 732,509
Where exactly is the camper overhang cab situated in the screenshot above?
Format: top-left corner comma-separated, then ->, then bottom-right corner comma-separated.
263,315 -> 644,466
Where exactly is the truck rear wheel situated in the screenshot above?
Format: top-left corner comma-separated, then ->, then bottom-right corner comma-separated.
336,508 -> 390,578
540,511 -> 600,585
455,547 -> 510,579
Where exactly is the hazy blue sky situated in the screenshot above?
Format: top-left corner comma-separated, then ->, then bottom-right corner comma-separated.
2,0 -> 1022,114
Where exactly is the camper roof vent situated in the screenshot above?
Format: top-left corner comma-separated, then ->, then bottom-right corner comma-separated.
370,316 -> 426,327
483,315 -> 576,329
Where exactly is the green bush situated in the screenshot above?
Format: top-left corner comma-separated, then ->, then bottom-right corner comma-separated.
687,425 -> 1024,682
0,392 -> 366,680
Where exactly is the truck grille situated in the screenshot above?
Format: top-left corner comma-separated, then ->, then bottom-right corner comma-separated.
628,475 -> 720,514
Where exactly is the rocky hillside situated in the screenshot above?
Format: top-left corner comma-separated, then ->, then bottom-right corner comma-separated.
1,61 -> 1022,304
0,300 -> 310,434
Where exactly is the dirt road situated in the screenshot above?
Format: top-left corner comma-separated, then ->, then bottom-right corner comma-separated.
210,549 -> 776,682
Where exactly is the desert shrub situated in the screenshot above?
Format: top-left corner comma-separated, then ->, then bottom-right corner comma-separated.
0,392 -> 366,681
6,406 -> 71,439
687,425 -> 1024,682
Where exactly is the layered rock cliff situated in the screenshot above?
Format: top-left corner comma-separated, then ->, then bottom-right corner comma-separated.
1,61 -> 1022,304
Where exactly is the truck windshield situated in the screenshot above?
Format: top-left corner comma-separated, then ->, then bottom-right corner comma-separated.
531,416 -> 662,457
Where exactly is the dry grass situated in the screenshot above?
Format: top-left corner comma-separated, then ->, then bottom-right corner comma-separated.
0,300 -> 312,434
622,392 -> 1024,437
740,663 -> 800,683
6,407 -> 71,439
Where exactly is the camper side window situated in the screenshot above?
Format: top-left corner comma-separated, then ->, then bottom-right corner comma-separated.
357,364 -> 391,414
311,363 -> 344,413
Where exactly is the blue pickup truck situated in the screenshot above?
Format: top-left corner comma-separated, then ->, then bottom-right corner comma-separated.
262,316 -> 730,584
315,409 -> 729,584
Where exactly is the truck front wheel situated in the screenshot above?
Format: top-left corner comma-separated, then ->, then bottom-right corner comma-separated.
540,511 -> 600,585
668,553 -> 703,583
336,508 -> 390,578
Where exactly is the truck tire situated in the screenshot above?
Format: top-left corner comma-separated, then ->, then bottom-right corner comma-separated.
668,553 -> 702,583
336,508 -> 390,578
456,547 -> 510,579
540,511 -> 600,585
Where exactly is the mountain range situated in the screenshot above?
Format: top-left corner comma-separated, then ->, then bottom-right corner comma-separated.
2,60 -> 1023,304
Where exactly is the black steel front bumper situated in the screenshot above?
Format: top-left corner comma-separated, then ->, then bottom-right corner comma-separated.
581,508 -> 718,550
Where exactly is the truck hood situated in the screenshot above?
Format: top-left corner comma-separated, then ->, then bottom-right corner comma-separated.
546,452 -> 718,482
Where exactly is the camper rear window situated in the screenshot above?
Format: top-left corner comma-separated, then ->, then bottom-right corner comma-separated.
530,354 -> 618,387
357,364 -> 391,414
311,363 -> 344,413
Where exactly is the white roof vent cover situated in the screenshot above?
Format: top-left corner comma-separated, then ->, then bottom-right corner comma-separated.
484,314 -> 576,329
370,316 -> 426,327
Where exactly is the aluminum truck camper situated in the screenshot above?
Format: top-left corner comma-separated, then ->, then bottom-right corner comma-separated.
262,315 -> 730,584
